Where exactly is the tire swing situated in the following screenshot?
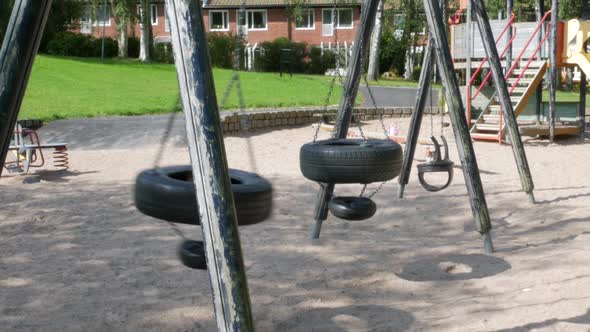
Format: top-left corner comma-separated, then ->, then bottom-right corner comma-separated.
417,136 -> 454,192
300,36 -> 403,220
415,74 -> 455,193
134,7 -> 272,269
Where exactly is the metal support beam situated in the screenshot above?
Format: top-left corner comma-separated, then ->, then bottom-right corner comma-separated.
535,0 -> 544,125
166,1 -> 253,330
398,39 -> 434,199
549,0 -> 558,142
423,0 -> 494,253
311,0 -> 380,239
0,0 -> 52,177
506,0 -> 513,70
472,0 -> 536,203
466,0 -> 472,94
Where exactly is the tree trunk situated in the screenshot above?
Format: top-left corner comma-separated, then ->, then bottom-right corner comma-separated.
367,0 -> 383,81
139,0 -> 151,62
118,24 -> 128,58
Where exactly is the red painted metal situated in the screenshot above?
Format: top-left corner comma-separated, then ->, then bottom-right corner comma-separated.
466,13 -> 516,123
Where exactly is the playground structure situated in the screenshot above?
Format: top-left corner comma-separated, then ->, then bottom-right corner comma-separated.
451,12 -> 590,142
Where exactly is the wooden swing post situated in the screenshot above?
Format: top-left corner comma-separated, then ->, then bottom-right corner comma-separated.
0,0 -> 53,177
311,0 -> 380,239
472,0 -> 536,203
423,0 -> 494,253
166,0 -> 254,330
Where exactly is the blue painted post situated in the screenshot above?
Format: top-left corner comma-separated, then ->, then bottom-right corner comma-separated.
0,0 -> 53,177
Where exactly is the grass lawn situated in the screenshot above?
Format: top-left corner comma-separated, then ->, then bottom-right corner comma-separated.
21,56 -> 344,121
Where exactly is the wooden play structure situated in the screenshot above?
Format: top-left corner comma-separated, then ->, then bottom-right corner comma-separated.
451,10 -> 590,142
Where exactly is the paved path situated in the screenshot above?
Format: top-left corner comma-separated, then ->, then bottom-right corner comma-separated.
359,86 -> 439,108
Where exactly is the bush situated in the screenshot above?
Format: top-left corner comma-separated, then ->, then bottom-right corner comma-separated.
412,65 -> 421,81
208,32 -> 244,69
47,31 -> 118,57
128,37 -> 140,58
308,47 -> 336,75
153,42 -> 175,64
379,29 -> 407,77
255,37 -> 307,73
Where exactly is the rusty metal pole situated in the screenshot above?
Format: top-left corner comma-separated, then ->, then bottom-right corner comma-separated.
0,0 -> 53,177
166,1 -> 254,330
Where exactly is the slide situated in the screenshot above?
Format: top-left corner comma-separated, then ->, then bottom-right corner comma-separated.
563,19 -> 590,77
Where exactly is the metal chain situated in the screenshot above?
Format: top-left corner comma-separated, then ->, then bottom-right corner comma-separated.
362,71 -> 389,138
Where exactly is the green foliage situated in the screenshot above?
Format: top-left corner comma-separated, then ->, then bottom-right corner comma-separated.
128,37 -> 140,58
40,0 -> 84,52
208,32 -> 244,69
255,37 -> 307,73
153,43 -> 175,64
46,32 -> 117,58
379,29 -> 406,76
308,47 -> 337,75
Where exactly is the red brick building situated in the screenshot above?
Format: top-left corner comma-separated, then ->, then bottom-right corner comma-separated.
79,0 -> 361,47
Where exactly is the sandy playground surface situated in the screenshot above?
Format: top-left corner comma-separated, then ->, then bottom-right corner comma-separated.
1,116 -> 590,331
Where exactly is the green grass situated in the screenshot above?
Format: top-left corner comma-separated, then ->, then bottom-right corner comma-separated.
542,90 -> 590,106
21,56 -> 343,121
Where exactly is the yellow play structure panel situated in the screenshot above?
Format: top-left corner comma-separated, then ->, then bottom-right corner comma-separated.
563,19 -> 590,77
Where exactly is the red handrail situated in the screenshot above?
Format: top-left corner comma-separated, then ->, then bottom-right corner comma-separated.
466,13 -> 515,123
472,26 -> 518,99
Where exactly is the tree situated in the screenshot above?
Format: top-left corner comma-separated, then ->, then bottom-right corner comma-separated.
108,0 -> 136,57
138,0 -> 152,61
367,0 -> 384,80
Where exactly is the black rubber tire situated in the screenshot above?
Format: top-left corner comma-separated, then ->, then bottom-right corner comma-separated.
417,160 -> 454,192
328,196 -> 377,220
134,166 -> 272,225
17,119 -> 43,130
177,240 -> 207,270
300,139 -> 403,184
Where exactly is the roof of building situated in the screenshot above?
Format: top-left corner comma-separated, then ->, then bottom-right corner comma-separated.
203,0 -> 360,8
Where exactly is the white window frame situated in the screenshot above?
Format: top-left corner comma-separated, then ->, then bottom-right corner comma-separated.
210,10 -> 230,31
92,4 -> 111,27
80,6 -> 92,34
336,8 -> 353,29
150,4 -> 158,26
246,9 -> 268,31
165,4 -> 170,32
295,8 -> 315,30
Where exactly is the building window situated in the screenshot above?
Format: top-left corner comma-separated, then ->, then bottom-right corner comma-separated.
80,7 -> 92,33
336,8 -> 353,29
295,9 -> 314,30
93,4 -> 111,27
247,10 -> 267,30
393,13 -> 405,30
150,4 -> 158,25
210,10 -> 229,31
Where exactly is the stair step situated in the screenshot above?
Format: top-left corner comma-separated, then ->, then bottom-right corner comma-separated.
511,68 -> 538,76
471,133 -> 500,141
507,78 -> 533,85
474,123 -> 501,131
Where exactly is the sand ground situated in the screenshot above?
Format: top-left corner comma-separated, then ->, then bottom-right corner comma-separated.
1,117 -> 590,331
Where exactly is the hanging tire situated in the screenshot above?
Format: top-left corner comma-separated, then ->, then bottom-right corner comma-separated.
328,196 -> 377,221
300,139 -> 403,184
134,166 -> 272,225
177,240 -> 207,270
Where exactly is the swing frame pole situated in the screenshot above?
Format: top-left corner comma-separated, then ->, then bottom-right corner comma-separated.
311,0 -> 380,239
398,38 -> 434,199
472,0 -> 536,203
0,0 -> 53,177
166,1 -> 254,330
423,0 -> 494,253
